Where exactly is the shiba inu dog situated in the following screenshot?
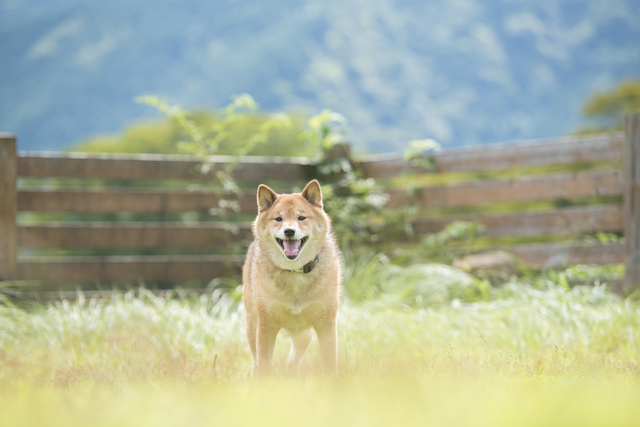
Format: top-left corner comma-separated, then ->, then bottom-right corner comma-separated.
242,180 -> 341,375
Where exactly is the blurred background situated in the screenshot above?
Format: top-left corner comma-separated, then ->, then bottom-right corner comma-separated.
2,3 -> 640,422
1,0 -> 639,153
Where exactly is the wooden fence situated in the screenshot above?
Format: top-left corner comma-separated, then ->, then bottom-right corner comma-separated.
1,112 -> 639,294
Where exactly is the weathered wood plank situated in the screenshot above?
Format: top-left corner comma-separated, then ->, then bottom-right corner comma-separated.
17,189 -> 258,214
16,242 -> 617,284
18,222 -> 253,249
16,255 -> 244,283
17,152 -> 312,182
624,113 -> 640,289
17,205 -> 624,250
386,169 -> 623,209
0,134 -> 17,280
413,205 -> 624,237
360,133 -> 624,178
17,170 -> 623,214
506,242 -> 625,269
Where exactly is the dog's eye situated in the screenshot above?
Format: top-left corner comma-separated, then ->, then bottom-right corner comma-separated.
298,216 -> 306,221
275,217 -> 282,222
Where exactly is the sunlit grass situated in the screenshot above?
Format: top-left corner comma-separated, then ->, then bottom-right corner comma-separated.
1,261 -> 639,426
1,376 -> 639,427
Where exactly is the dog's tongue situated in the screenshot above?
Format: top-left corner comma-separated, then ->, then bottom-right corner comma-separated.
283,239 -> 301,256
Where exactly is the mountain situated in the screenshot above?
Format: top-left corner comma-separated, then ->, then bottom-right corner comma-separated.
1,0 -> 639,152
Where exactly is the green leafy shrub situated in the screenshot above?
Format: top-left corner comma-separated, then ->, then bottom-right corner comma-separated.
72,95 -> 310,157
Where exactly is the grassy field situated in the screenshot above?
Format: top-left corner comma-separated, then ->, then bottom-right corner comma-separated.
1,260 -> 639,426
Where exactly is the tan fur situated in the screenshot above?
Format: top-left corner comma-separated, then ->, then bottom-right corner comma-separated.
242,180 -> 342,375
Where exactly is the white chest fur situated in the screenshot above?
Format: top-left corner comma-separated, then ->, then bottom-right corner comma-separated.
268,272 -> 318,314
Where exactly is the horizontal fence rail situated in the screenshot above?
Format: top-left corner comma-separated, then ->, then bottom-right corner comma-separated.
18,152 -> 312,182
17,189 -> 257,214
1,127 -> 639,293
17,169 -> 624,214
18,222 -> 253,249
360,133 -> 624,178
386,169 -> 623,209
16,255 -> 245,283
413,205 -> 624,237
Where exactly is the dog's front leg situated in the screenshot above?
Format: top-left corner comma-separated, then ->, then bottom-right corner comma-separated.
314,318 -> 338,374
255,318 -> 280,376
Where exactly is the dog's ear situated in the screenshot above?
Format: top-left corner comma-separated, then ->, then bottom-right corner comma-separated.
301,180 -> 323,207
257,184 -> 278,211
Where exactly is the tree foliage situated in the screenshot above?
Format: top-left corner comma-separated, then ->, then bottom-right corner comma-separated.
577,79 -> 640,133
71,97 -> 310,157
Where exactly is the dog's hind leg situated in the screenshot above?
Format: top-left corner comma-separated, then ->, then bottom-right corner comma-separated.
287,328 -> 313,374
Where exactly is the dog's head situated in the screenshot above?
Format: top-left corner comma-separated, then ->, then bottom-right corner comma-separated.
254,180 -> 330,269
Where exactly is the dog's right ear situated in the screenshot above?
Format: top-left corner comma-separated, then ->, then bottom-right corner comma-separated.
257,184 -> 278,211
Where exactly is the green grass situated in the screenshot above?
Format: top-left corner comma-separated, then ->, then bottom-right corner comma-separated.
1,260 -> 639,426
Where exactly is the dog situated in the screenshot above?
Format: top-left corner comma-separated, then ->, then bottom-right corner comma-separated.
242,179 -> 341,375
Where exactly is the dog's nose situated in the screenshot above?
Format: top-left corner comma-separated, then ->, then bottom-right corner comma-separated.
284,228 -> 295,237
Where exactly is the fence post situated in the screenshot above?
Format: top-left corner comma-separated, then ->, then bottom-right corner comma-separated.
325,143 -> 354,177
624,113 -> 640,290
325,143 -> 352,163
0,134 -> 17,281
321,143 -> 355,196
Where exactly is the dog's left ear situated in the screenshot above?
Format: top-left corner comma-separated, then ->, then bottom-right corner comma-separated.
301,180 -> 323,207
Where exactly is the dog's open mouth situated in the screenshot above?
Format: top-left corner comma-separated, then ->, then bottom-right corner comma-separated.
276,236 -> 308,260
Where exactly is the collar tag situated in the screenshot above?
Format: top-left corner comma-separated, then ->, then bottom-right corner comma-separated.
288,254 -> 320,274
